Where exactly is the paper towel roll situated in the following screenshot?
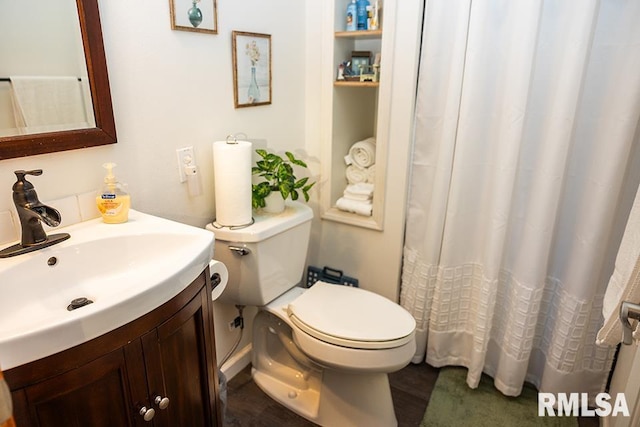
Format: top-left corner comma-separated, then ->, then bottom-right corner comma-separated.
213,140 -> 253,227
209,259 -> 229,301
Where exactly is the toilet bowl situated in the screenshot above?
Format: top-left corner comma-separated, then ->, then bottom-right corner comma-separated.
208,202 -> 416,427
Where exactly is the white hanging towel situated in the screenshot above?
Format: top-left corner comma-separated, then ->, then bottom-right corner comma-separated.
347,137 -> 376,168
597,184 -> 640,346
10,76 -> 89,133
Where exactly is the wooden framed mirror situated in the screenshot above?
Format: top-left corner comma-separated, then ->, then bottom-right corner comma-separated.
0,0 -> 116,160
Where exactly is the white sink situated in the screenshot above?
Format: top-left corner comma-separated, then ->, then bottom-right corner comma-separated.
0,210 -> 214,370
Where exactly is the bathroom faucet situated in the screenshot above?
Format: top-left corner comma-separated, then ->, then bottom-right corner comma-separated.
0,170 -> 70,258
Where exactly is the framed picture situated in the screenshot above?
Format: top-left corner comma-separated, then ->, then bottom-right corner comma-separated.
170,0 -> 217,34
351,51 -> 371,75
232,31 -> 272,108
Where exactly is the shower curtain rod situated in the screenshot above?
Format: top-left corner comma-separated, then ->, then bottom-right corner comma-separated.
0,77 -> 82,82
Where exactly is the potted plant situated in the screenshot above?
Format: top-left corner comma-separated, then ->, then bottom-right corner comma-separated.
252,149 -> 315,213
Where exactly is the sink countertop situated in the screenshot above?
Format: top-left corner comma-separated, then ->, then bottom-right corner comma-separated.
0,210 -> 214,370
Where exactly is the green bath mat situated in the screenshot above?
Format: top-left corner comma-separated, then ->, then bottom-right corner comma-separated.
421,367 -> 578,427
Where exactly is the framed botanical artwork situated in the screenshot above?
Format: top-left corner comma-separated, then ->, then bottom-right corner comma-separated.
170,0 -> 217,34
232,31 -> 272,108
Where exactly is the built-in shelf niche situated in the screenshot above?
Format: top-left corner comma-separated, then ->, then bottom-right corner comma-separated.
320,0 -> 389,231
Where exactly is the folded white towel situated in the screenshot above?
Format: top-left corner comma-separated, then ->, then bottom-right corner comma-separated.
344,183 -> 374,201
349,137 -> 376,168
597,184 -> 640,346
346,165 -> 369,185
336,197 -> 372,217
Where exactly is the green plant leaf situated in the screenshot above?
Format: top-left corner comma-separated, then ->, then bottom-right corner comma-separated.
291,190 -> 299,200
256,149 -> 268,159
265,153 -> 282,164
285,151 -> 296,162
294,177 -> 308,188
285,151 -> 308,168
279,183 -> 290,200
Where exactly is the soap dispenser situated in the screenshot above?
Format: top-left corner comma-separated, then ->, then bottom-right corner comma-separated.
96,162 -> 130,223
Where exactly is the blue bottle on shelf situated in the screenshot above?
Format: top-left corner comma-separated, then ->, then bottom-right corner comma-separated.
346,0 -> 357,31
356,0 -> 370,30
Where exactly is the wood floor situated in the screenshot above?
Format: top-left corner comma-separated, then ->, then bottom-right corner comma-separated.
223,363 -> 600,427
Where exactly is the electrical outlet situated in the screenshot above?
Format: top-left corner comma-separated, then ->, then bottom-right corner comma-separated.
227,316 -> 243,331
176,146 -> 194,183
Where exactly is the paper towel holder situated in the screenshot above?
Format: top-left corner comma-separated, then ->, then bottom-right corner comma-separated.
210,217 -> 255,230
213,132 -> 253,229
226,133 -> 248,145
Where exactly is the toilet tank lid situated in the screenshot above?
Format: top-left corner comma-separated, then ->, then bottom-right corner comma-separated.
211,201 -> 313,243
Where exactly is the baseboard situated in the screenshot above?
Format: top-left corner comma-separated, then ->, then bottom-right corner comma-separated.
220,343 -> 252,381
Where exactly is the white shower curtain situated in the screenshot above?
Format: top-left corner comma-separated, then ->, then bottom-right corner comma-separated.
401,0 -> 640,398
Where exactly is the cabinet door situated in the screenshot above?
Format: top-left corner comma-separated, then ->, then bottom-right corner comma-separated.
141,286 -> 219,427
22,348 -> 136,427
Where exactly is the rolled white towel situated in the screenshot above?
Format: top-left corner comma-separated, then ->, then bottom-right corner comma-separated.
348,137 -> 376,168
344,183 -> 374,201
366,164 -> 375,184
346,165 -> 368,184
336,197 -> 373,217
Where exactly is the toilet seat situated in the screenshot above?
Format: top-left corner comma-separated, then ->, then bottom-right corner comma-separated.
287,282 -> 416,350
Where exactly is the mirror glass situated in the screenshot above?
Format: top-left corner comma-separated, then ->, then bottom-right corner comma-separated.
0,0 -> 95,137
0,0 -> 116,160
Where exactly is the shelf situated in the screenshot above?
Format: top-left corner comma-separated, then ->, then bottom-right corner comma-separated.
322,207 -> 382,231
335,30 -> 383,39
334,81 -> 380,88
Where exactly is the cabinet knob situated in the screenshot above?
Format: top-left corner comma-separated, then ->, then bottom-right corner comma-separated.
154,395 -> 170,410
139,406 -> 155,421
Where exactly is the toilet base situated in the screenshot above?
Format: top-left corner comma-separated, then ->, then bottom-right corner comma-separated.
252,310 -> 398,426
253,366 -> 397,427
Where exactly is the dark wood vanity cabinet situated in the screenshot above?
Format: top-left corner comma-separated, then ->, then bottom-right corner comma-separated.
6,269 -> 221,427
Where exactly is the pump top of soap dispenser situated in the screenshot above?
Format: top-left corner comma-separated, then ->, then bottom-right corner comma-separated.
103,162 -> 116,184
101,162 -> 127,195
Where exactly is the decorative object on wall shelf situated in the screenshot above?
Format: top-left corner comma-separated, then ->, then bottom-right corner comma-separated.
232,31 -> 272,108
170,0 -> 217,34
351,50 -> 372,75
251,149 -> 315,213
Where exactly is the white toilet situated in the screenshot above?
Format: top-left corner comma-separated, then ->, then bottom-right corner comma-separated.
210,202 -> 416,427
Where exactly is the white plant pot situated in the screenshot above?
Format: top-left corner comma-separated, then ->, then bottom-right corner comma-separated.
263,192 -> 285,214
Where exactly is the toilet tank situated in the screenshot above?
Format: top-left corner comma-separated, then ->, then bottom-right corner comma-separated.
209,202 -> 313,306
